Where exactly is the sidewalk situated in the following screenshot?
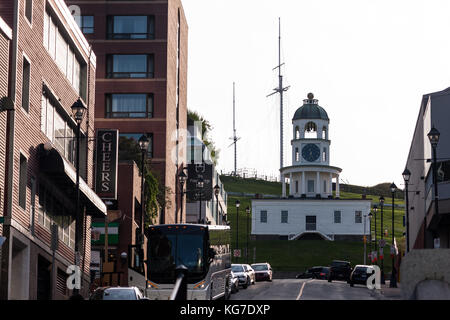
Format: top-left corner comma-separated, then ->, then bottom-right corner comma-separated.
373,281 -> 403,300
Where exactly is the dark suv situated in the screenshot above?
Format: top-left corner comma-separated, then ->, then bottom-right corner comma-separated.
328,260 -> 352,282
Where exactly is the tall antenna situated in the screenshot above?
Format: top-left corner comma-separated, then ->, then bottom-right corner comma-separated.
267,17 -> 290,182
229,82 -> 241,176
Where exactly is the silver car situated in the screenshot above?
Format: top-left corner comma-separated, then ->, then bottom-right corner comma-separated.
231,264 -> 250,289
243,264 -> 256,285
90,286 -> 148,300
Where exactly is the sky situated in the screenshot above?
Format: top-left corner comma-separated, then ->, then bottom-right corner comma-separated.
182,0 -> 450,189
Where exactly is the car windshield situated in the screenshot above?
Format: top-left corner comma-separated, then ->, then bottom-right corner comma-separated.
232,265 -> 244,273
355,267 -> 368,273
102,289 -> 136,300
321,268 -> 329,273
331,261 -> 349,267
252,265 -> 268,271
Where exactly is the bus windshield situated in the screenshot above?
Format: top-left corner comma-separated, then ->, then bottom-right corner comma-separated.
148,226 -> 207,283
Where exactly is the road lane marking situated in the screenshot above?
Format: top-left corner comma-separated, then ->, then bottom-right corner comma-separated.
296,279 -> 315,300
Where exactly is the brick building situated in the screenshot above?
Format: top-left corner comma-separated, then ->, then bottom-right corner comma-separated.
0,0 -> 105,299
66,0 -> 189,225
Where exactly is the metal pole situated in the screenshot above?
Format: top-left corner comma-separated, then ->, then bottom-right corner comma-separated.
374,208 -> 377,265
73,121 -> 82,296
180,182 -> 184,224
391,191 -> 396,287
405,182 -> 409,253
247,211 -> 249,264
215,194 -> 219,225
380,200 -> 385,284
141,150 -> 145,241
432,145 -> 439,245
364,215 -> 367,265
236,206 -> 239,261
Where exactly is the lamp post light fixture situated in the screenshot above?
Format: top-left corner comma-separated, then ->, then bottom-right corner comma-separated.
427,127 -> 440,248
402,168 -> 411,253
235,200 -> 240,261
70,98 -> 87,297
379,196 -> 385,284
390,182 -> 397,288
214,184 -> 220,225
246,206 -> 250,264
178,170 -> 187,224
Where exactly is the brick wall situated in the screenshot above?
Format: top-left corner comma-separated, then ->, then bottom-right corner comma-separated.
0,18 -> 11,236
0,0 -> 96,276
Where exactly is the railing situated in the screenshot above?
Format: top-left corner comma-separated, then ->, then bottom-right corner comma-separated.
107,33 -> 155,40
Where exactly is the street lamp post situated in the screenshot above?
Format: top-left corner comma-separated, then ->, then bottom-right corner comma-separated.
373,205 -> 378,265
197,178 -> 204,223
402,168 -> 411,253
71,98 -> 87,297
390,183 -> 397,288
363,213 -> 367,265
138,134 -> 149,235
368,211 -> 373,263
214,184 -> 220,225
178,170 -> 187,224
246,206 -> 250,264
235,200 -> 240,261
380,196 -> 385,284
428,127 -> 440,248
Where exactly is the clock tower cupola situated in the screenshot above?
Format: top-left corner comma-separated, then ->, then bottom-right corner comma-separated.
280,93 -> 342,198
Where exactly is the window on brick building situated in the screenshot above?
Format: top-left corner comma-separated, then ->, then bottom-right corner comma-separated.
107,16 -> 155,39
75,16 -> 94,34
106,93 -> 153,118
41,93 -> 78,165
119,133 -> 153,158
43,11 -> 83,97
19,154 -> 28,209
106,54 -> 154,78
21,56 -> 30,112
37,183 -> 75,249
25,0 -> 32,23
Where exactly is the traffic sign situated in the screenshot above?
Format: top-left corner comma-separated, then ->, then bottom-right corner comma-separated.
378,239 -> 386,247
233,249 -> 241,258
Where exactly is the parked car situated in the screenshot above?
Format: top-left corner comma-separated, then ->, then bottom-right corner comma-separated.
243,264 -> 256,285
231,264 -> 250,289
349,265 -> 375,287
296,266 -> 329,280
230,271 -> 240,293
251,263 -> 273,282
328,260 -> 353,282
90,286 -> 147,300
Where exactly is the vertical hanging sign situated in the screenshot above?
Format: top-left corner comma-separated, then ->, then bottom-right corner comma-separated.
95,129 -> 119,199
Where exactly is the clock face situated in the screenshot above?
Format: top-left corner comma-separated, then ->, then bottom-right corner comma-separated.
302,144 -> 320,162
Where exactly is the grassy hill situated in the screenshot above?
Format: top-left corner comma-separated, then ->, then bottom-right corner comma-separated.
221,175 -> 406,274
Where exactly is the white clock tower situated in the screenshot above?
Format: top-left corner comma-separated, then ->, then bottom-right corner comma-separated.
280,93 -> 342,198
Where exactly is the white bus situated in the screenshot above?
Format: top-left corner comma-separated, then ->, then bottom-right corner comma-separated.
145,224 -> 231,300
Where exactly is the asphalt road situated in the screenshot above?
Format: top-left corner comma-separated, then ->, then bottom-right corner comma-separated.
230,278 -> 379,300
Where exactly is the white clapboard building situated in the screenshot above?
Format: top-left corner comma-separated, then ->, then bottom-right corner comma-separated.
251,93 -> 371,241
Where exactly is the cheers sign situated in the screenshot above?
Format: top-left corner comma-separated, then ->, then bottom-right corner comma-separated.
95,129 -> 119,199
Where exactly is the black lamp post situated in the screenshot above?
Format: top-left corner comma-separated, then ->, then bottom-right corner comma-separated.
138,135 -> 149,237
71,98 -> 87,297
379,196 -> 385,284
197,178 -> 204,223
390,182 -> 397,288
246,206 -> 250,264
402,168 -> 411,253
427,127 -> 440,247
178,170 -> 187,224
373,205 -> 378,265
368,211 -> 373,262
214,184 -> 220,225
235,200 -> 240,261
